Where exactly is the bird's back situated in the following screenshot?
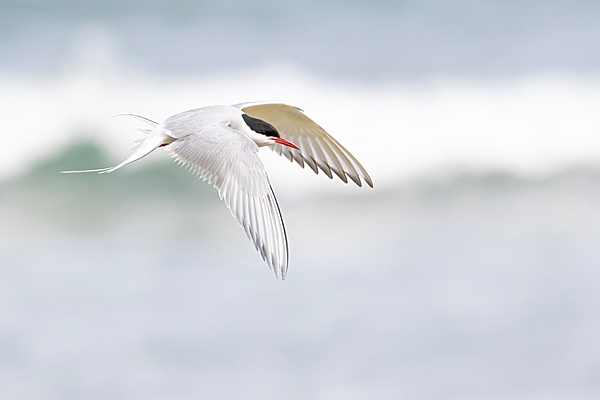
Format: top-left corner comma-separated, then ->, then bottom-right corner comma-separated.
163,105 -> 243,139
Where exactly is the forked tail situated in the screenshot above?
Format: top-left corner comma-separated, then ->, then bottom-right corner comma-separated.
61,114 -> 166,174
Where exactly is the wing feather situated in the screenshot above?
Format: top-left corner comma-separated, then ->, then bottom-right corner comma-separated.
235,102 -> 373,188
167,122 -> 289,279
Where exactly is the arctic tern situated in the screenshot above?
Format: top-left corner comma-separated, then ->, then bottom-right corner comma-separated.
63,102 -> 373,279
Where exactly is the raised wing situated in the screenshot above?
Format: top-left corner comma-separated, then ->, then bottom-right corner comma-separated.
235,102 -> 373,188
167,122 -> 289,279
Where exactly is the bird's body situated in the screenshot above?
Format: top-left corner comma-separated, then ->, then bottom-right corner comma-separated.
164,105 -> 277,147
64,102 -> 372,279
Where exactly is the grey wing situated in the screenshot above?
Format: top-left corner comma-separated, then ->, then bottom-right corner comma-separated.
234,102 -> 373,188
168,122 -> 289,279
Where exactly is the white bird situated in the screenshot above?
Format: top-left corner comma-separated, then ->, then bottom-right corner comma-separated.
63,102 -> 373,279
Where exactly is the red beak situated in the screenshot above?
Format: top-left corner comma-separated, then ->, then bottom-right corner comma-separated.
272,137 -> 300,150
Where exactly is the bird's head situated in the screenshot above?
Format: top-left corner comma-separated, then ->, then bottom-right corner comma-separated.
242,114 -> 299,149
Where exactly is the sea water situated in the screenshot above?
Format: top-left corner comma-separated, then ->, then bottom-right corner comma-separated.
1,1 -> 600,398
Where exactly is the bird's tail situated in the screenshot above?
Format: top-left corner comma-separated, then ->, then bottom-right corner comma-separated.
61,114 -> 166,174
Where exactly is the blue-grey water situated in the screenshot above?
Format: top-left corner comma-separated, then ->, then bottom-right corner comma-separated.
1,144 -> 599,399
1,0 -> 600,80
2,1 -> 600,398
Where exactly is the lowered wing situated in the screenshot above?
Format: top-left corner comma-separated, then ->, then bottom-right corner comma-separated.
167,121 -> 289,279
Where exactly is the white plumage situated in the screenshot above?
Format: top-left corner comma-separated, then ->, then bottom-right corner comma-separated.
63,102 -> 372,279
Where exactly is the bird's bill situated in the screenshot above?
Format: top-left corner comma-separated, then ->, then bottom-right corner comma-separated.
271,137 -> 300,150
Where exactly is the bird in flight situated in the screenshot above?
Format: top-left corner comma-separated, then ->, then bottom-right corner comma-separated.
63,102 -> 372,279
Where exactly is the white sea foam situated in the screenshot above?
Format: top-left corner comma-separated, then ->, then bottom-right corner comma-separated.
2,66 -> 600,193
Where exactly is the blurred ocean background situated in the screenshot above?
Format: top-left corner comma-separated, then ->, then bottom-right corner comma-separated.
1,1 -> 600,399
